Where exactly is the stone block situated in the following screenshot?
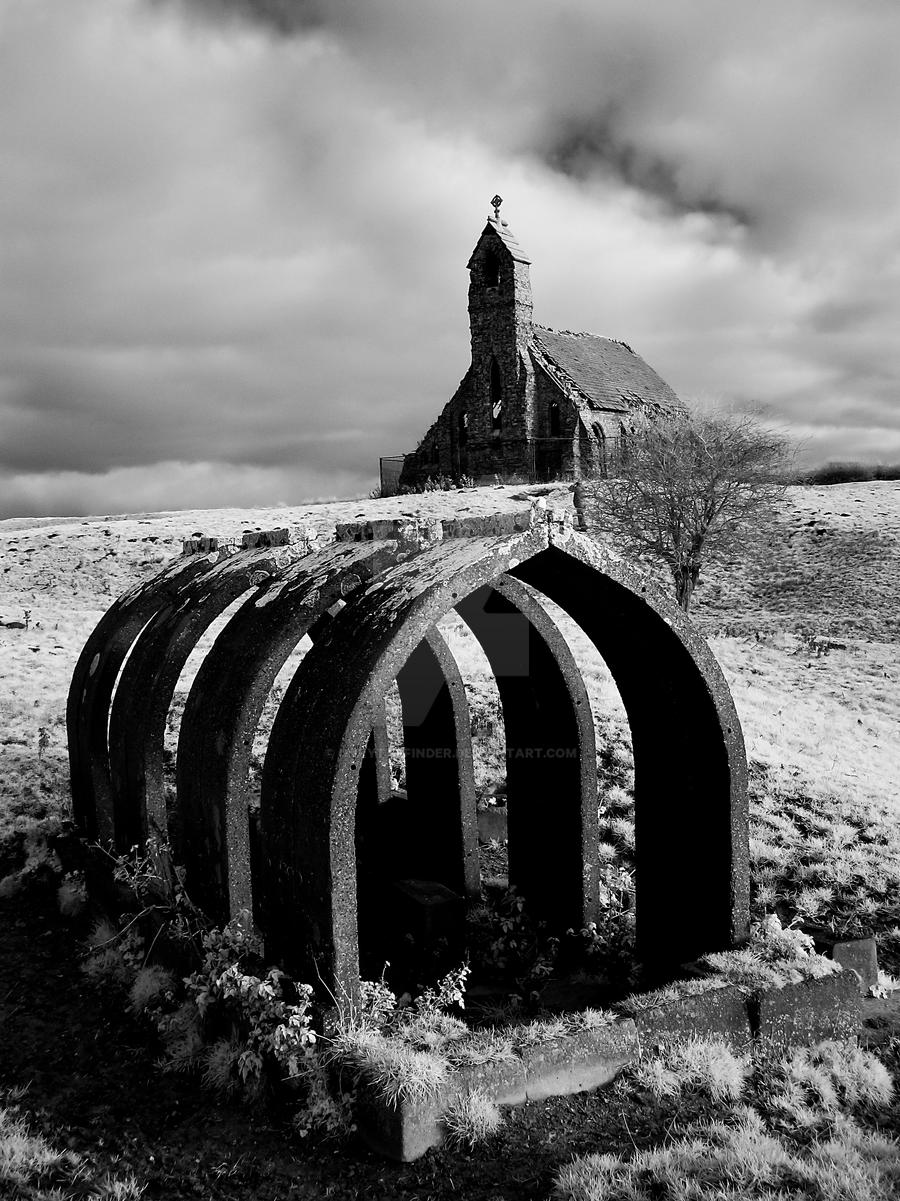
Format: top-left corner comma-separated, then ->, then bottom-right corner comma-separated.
453,1056 -> 527,1106
270,527 -> 292,546
421,519 -> 444,543
753,971 -> 861,1050
369,519 -> 403,541
354,1080 -> 446,1162
335,521 -> 363,542
632,985 -> 752,1048
477,805 -> 508,844
832,938 -> 879,994
547,506 -> 572,527
519,1020 -> 638,1102
240,528 -> 292,549
805,927 -> 879,995
395,521 -> 423,544
182,535 -> 220,554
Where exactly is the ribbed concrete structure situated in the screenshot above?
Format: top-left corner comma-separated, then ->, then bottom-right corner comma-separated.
69,505 -> 749,1005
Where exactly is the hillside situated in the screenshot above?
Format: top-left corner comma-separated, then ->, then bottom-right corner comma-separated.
1,480 -> 897,841
1,480 -> 899,1201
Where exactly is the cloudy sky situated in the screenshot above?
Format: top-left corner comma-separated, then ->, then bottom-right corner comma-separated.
2,0 -> 899,517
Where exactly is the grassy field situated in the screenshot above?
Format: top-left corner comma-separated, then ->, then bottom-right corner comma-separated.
1,479 -> 899,1198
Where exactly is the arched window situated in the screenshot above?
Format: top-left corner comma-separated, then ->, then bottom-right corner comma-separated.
597,427 -> 608,477
484,250 -> 500,288
458,411 -> 469,446
490,358 -> 503,432
549,400 -> 561,437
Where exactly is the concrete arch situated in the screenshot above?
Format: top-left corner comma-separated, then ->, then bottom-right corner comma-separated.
173,540 -> 581,931
390,627 -> 479,898
355,626 -> 478,977
354,580 -> 594,974
175,540 -> 404,923
66,551 -> 223,842
105,547 -> 300,852
511,537 -> 748,970
258,526 -> 748,1001
456,575 -> 598,931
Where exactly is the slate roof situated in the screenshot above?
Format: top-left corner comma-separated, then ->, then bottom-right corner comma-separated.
466,215 -> 532,267
531,326 -> 681,414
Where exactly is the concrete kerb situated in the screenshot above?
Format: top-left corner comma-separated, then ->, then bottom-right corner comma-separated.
355,1018 -> 638,1161
355,970 -> 861,1162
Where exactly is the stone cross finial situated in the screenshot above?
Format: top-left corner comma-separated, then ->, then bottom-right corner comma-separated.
491,194 -> 503,220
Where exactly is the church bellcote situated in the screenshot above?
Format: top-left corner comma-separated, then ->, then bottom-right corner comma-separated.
466,196 -> 534,363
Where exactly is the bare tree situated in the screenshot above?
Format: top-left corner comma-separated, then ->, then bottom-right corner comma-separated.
579,408 -> 791,612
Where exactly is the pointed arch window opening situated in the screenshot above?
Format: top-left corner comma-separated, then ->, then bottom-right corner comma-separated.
596,425 -> 608,477
490,358 -> 503,432
549,399 -> 561,438
483,249 -> 501,289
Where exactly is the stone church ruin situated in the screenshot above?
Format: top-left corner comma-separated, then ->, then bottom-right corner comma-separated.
69,503 -> 750,1006
399,198 -> 681,487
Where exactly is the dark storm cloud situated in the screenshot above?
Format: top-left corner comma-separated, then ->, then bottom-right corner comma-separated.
150,0 -> 326,32
540,110 -> 752,228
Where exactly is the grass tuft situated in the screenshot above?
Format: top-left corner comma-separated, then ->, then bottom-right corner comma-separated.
442,1090 -> 503,1149
330,1028 -> 449,1108
443,1031 -> 517,1069
631,1037 -> 749,1102
759,1040 -> 893,1127
0,1095 -> 144,1198
554,1105 -> 900,1200
129,965 -> 177,1015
